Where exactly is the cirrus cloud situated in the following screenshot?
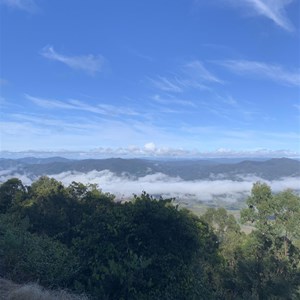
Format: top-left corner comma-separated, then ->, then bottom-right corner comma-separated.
218,60 -> 300,86
243,0 -> 295,31
40,46 -> 106,75
0,0 -> 38,13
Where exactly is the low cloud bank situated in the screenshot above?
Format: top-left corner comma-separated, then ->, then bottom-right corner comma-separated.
1,146 -> 299,159
1,170 -> 299,203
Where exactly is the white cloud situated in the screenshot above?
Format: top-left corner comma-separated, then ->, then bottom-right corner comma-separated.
217,0 -> 295,31
144,142 -> 156,152
150,61 -> 221,93
1,145 -> 299,159
2,102 -> 300,156
218,60 -> 300,86
26,94 -> 139,116
26,94 -> 76,110
1,170 -> 299,202
1,112 -> 185,152
90,146 -> 300,158
244,0 -> 294,31
183,60 -> 223,84
152,94 -> 197,108
149,76 -> 183,93
89,145 -> 193,157
40,46 -> 105,75
49,171 -> 256,201
0,0 -> 38,12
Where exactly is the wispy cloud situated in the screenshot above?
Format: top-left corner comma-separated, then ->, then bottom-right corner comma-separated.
0,0 -> 38,13
4,95 -> 300,155
26,94 -> 75,110
26,94 -> 139,116
69,99 -> 140,116
151,94 -> 197,108
244,0 -> 294,31
150,60 -> 222,93
0,112 -> 185,152
212,95 -> 258,121
218,60 -> 300,86
183,60 -> 223,84
40,46 -> 106,75
180,124 -> 300,151
149,76 -> 183,93
220,0 -> 295,31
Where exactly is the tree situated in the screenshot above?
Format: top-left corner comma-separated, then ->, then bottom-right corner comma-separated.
241,182 -> 274,236
239,182 -> 300,299
201,207 -> 241,243
0,178 -> 26,213
0,214 -> 79,288
273,189 -> 300,252
72,192 -> 220,299
19,176 -> 71,237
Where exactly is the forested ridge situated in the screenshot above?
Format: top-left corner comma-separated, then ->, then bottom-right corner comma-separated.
1,157 -> 299,181
0,177 -> 299,299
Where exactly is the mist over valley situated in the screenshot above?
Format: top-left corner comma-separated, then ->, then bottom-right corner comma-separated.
1,157 -> 299,206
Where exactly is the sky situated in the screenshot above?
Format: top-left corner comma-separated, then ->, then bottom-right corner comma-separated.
0,0 -> 300,158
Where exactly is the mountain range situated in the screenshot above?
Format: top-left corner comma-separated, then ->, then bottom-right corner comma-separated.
1,157 -> 299,182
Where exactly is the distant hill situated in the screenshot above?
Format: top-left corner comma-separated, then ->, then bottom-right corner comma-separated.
0,157 -> 299,181
16,156 -> 72,165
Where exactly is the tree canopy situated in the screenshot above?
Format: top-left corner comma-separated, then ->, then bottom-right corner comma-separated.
0,177 -> 299,299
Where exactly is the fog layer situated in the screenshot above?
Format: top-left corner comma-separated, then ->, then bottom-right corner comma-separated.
1,170 -> 299,202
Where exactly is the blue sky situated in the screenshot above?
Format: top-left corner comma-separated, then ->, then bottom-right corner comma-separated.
0,0 -> 299,157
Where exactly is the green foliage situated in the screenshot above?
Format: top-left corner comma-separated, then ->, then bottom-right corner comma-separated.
0,214 -> 79,288
241,182 -> 274,234
0,178 -> 26,213
0,177 -> 299,299
72,192 -> 219,299
18,176 -> 72,237
13,177 -> 114,244
201,184 -> 300,299
273,189 -> 300,242
241,182 -> 300,251
229,230 -> 300,299
236,182 -> 300,299
201,207 -> 241,242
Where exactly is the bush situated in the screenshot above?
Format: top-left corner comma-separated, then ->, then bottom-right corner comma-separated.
0,214 -> 80,288
0,278 -> 89,300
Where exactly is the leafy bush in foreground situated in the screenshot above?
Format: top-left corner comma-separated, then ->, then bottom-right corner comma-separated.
0,214 -> 79,288
0,177 -> 300,299
0,278 -> 89,300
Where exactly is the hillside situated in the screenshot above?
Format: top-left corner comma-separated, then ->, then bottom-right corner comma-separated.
1,157 -> 299,181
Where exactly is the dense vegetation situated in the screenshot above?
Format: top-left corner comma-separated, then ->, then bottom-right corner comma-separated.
0,177 -> 299,299
0,278 -> 88,300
